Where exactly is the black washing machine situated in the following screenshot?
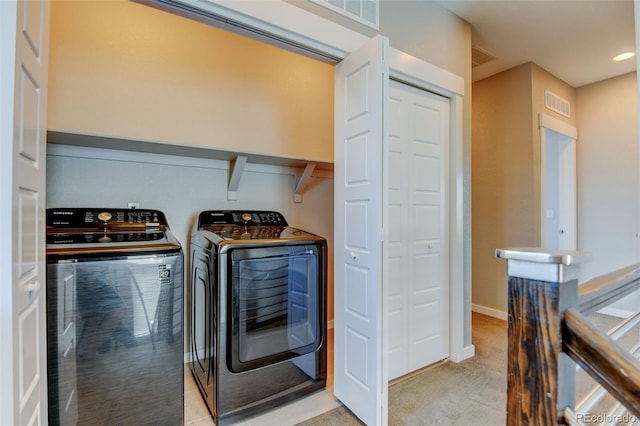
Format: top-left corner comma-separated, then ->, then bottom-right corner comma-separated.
46,208 -> 184,425
190,210 -> 327,424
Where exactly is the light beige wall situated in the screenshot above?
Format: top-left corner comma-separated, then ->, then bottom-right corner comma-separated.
472,63 -> 534,314
473,62 -> 579,315
576,72 -> 639,288
379,1 -> 471,79
48,0 -> 334,162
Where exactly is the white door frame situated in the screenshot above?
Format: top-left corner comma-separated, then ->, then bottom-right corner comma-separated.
175,0 -> 469,363
539,113 -> 578,250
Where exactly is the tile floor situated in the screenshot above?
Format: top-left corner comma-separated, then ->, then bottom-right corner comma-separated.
184,330 -> 339,425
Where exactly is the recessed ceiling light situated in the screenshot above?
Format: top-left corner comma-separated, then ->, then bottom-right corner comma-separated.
613,51 -> 635,61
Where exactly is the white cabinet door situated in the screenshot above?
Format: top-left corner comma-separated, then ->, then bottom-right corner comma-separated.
334,35 -> 389,426
0,0 -> 50,424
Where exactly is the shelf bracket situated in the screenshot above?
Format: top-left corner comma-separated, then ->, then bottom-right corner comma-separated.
294,163 -> 316,203
228,155 -> 248,201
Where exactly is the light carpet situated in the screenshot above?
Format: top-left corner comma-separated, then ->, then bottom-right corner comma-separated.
298,311 -> 639,426
297,313 -> 508,425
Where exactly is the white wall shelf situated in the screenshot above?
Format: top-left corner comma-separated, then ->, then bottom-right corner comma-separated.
47,130 -> 333,203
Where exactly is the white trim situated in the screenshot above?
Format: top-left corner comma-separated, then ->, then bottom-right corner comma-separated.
450,94 -> 467,361
389,49 -> 464,97
539,113 -> 578,250
309,0 -> 379,30
0,1 -> 18,422
472,304 -> 508,321
178,0 -> 368,57
463,344 -> 476,359
539,113 -> 578,139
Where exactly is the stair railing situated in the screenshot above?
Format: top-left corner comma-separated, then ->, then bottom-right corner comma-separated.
496,248 -> 640,425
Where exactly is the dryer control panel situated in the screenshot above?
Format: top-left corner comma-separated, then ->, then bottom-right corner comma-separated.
198,210 -> 288,227
47,208 -> 168,229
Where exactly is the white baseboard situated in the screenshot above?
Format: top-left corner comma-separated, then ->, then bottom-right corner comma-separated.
472,304 -> 508,321
462,344 -> 475,360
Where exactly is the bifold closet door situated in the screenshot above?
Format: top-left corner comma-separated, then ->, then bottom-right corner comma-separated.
387,80 -> 450,380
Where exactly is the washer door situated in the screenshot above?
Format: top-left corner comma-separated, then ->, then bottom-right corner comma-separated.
228,244 -> 323,373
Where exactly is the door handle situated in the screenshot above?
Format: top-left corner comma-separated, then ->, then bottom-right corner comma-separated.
22,280 -> 41,294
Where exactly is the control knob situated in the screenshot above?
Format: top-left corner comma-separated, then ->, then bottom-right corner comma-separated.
241,212 -> 252,226
97,211 -> 113,226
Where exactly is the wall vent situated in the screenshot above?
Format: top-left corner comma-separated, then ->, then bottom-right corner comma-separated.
544,90 -> 571,118
471,45 -> 497,67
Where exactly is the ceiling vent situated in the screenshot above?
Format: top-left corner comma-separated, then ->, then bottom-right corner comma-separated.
544,90 -> 571,118
472,45 -> 497,67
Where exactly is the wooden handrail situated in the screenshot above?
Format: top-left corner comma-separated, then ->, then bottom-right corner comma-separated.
496,248 -> 640,425
577,262 -> 640,315
562,307 -> 640,418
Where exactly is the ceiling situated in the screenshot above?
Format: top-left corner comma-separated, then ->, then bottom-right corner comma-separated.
436,0 -> 636,88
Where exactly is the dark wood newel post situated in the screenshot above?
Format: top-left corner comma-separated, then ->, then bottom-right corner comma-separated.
496,247 -> 591,426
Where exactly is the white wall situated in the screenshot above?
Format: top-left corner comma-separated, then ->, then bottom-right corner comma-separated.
47,145 -> 334,243
576,72 -> 639,314
46,144 -> 336,347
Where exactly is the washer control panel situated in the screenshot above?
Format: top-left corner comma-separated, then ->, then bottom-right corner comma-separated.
47,208 -> 167,229
198,210 -> 288,227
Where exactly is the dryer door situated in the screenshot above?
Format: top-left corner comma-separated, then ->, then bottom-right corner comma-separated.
227,243 -> 323,373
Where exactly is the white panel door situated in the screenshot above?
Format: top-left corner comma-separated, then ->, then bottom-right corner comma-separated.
334,35 -> 389,426
386,89 -> 408,380
542,128 -> 577,250
387,80 -> 450,379
0,0 -> 50,424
